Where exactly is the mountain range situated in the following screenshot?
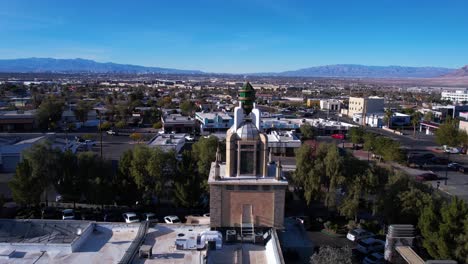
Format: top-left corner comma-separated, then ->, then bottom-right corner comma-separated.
0,58 -> 203,75
442,65 -> 468,77
0,57 -> 463,78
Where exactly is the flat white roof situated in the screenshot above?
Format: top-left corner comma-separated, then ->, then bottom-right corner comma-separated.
135,224 -> 209,264
0,222 -> 139,264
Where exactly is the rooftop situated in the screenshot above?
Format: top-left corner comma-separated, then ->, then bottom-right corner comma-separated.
163,114 -> 195,124
0,220 -> 140,263
195,112 -> 232,120
134,224 -> 209,264
147,134 -> 186,152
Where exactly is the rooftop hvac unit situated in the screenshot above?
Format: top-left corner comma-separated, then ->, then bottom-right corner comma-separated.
226,229 -> 236,242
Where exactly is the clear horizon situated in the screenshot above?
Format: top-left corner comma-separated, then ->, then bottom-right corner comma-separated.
1,0 -> 467,73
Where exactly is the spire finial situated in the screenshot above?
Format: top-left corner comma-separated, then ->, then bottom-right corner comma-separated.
238,82 -> 255,115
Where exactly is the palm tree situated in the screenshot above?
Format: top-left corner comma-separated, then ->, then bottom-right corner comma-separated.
384,109 -> 393,128
411,112 -> 423,138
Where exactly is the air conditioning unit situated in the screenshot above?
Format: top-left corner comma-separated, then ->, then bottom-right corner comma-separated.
226,229 -> 236,242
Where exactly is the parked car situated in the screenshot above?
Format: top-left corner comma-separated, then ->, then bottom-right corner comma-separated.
346,228 -> 375,242
415,172 -> 438,181
122,212 -> 140,223
62,209 -> 75,220
203,213 -> 210,217
331,134 -> 345,140
362,252 -> 385,264
107,130 -> 117,135
142,213 -> 158,224
357,238 -> 385,254
447,162 -> 462,170
443,145 -> 461,154
185,135 -> 194,141
164,215 -> 181,224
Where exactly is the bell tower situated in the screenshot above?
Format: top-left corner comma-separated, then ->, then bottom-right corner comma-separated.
209,82 -> 288,231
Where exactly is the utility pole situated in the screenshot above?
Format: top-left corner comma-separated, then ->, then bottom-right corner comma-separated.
98,110 -> 103,158
445,152 -> 450,185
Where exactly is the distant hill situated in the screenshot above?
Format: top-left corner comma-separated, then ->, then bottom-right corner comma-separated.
442,65 -> 468,77
0,58 -> 461,78
0,58 -> 203,74
260,64 -> 455,78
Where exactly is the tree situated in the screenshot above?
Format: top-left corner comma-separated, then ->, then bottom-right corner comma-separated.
435,118 -> 460,147
9,160 -> 42,206
73,101 -> 94,123
36,96 -> 64,130
22,143 -> 62,205
310,246 -> 353,264
173,151 -> 203,207
129,132 -> 143,142
54,150 -> 82,207
300,123 -> 315,140
419,197 -> 468,263
130,145 -> 153,199
153,121 -> 163,129
424,111 -> 434,122
411,112 -> 423,138
114,149 -> 140,205
323,144 -> 344,208
363,132 -> 377,151
78,152 -> 113,205
374,137 -> 402,162
180,100 -> 196,116
192,136 -> 219,178
115,120 -> 126,129
99,121 -> 112,131
349,127 -> 364,146
146,147 -> 176,201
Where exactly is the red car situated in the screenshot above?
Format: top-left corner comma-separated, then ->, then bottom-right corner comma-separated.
415,173 -> 438,181
331,134 -> 345,140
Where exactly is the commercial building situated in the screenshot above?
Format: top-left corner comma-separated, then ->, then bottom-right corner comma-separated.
147,133 -> 186,153
320,99 -> 341,111
162,113 -> 196,133
0,110 -> 36,132
306,98 -> 320,108
195,112 -> 233,133
267,130 -> 301,157
441,88 -> 468,103
347,96 -> 384,119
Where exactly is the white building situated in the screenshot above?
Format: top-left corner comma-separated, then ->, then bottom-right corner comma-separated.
320,99 -> 341,111
441,89 -> 468,103
147,133 -> 186,153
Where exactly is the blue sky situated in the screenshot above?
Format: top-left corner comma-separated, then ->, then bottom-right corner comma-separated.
0,0 -> 467,73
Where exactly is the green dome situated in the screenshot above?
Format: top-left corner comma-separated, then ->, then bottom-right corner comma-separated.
238,82 -> 255,115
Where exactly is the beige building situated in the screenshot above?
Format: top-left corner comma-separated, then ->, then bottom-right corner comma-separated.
209,82 -> 288,237
347,96 -> 384,118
